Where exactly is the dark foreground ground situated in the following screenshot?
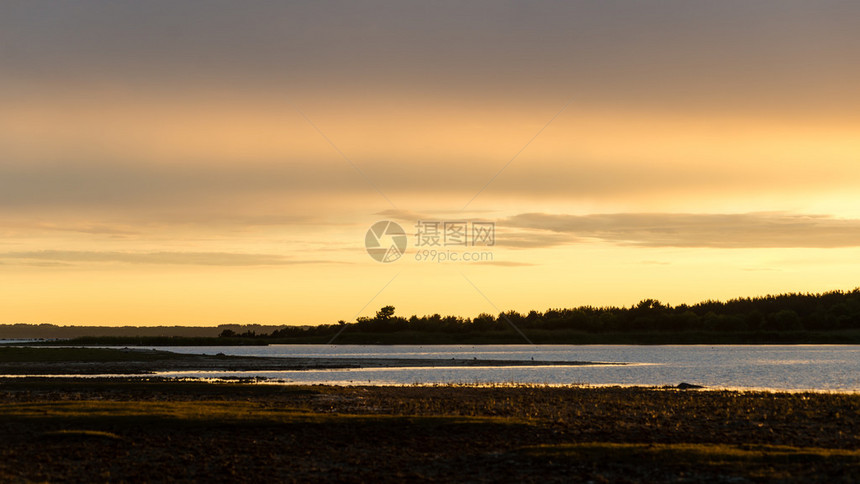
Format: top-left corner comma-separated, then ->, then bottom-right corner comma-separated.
0,380 -> 857,483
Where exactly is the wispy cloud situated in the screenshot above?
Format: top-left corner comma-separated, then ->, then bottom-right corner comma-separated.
0,160 -> 354,209
503,212 -> 860,249
30,223 -> 140,236
374,209 -> 429,222
494,231 -> 574,249
0,250 -> 344,266
374,209 -> 500,223
474,261 -> 536,267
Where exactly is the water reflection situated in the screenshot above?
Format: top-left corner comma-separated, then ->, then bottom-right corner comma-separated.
6,345 -> 858,392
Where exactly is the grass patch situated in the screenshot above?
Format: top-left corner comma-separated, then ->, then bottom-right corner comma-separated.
0,399 -> 524,428
0,378 -> 320,397
525,442 -> 860,461
520,442 -> 860,480
38,430 -> 125,441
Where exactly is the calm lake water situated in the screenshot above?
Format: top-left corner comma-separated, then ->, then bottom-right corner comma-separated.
73,344 -> 860,392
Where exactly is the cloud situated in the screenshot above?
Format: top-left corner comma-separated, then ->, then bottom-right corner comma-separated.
19,261 -> 73,267
3,2 -> 858,117
31,223 -> 140,236
0,250 -> 344,266
473,261 -> 536,267
503,212 -> 860,249
0,160 -> 355,209
374,209 -> 429,222
494,231 -> 574,249
3,155 -> 853,221
374,209 -> 499,222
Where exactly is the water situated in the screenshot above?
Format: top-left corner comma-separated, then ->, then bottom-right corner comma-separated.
34,344 -> 858,392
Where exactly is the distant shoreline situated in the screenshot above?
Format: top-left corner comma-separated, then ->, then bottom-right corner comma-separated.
4,329 -> 860,346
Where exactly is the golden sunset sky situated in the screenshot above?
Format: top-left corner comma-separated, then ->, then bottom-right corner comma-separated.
2,1 -> 860,325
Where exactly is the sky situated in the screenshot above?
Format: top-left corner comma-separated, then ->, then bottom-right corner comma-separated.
1,1 -> 860,325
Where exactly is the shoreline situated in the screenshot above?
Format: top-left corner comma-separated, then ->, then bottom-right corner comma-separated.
3,376 -> 858,395
0,348 -> 620,375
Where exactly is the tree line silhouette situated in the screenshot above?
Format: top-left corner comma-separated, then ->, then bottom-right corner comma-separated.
220,288 -> 860,339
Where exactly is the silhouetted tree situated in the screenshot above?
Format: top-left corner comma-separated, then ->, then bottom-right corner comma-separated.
376,306 -> 395,320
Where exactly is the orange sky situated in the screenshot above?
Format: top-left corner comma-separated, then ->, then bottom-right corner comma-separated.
2,1 -> 860,325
